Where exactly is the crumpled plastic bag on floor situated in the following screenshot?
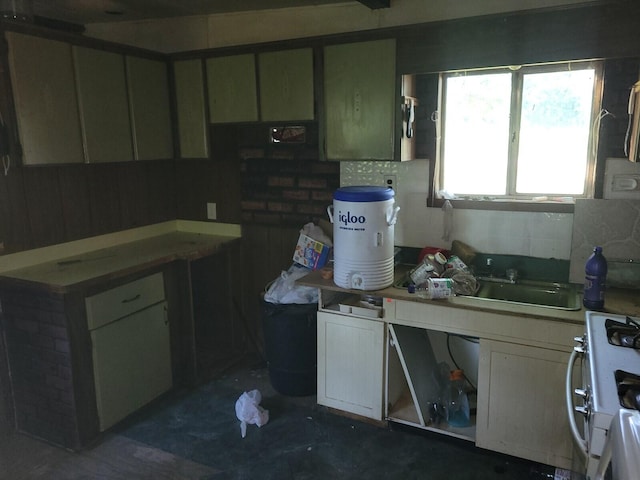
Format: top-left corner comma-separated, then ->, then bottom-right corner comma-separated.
235,389 -> 269,438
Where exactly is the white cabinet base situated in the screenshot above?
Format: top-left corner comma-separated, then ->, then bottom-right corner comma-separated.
476,339 -> 575,470
317,311 -> 385,420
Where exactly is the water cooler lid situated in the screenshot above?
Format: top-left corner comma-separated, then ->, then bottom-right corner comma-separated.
333,186 -> 394,202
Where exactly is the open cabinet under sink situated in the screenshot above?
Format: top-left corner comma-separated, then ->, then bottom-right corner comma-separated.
386,323 -> 477,442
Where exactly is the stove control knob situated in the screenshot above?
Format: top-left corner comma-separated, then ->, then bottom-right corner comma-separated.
574,405 -> 589,416
574,388 -> 589,400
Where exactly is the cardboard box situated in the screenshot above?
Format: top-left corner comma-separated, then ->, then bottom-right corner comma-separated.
293,234 -> 330,270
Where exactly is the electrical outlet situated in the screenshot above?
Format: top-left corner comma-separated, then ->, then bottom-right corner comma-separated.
384,175 -> 397,189
206,202 -> 217,220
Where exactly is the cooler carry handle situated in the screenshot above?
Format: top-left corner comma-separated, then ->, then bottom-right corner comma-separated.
327,205 -> 334,223
387,205 -> 400,226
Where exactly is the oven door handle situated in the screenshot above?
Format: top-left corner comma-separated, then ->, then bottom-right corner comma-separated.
566,348 -> 588,458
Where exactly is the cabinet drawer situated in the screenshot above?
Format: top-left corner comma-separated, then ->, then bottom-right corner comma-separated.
86,273 -> 165,330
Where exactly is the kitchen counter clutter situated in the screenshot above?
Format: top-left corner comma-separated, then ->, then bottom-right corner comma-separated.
0,221 -> 241,449
300,265 -> 638,472
300,265 -> 640,321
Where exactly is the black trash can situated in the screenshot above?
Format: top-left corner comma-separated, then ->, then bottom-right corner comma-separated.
261,296 -> 317,396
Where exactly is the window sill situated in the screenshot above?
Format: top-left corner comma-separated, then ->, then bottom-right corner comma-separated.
429,198 -> 575,213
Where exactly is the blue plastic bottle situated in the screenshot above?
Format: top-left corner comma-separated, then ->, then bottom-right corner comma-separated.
583,246 -> 607,310
446,369 -> 471,428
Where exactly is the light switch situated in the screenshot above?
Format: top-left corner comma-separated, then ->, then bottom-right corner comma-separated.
207,202 -> 217,220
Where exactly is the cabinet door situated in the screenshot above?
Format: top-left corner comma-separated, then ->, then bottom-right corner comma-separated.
174,59 -> 209,158
126,56 -> 173,160
91,301 -> 172,431
73,46 -> 133,163
476,339 -> 575,469
206,54 -> 258,123
324,39 -> 396,161
6,32 -> 85,165
259,48 -> 314,121
317,311 -> 385,420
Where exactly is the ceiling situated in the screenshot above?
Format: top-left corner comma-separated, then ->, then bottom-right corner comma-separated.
6,1 -> 382,26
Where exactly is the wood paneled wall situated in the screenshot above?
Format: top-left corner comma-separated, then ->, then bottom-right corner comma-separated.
0,156 -> 246,255
174,158 -> 242,224
240,223 -> 302,356
0,161 -> 177,254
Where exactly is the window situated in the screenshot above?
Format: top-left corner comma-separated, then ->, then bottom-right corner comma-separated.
436,61 -> 603,200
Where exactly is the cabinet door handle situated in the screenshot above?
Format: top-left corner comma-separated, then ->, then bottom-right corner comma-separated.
121,294 -> 141,304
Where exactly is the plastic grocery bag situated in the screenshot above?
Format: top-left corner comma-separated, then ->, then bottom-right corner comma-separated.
300,222 -> 332,247
264,263 -> 318,304
235,389 -> 269,438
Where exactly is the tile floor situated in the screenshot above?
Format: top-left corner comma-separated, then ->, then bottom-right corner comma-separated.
1,358 -> 559,479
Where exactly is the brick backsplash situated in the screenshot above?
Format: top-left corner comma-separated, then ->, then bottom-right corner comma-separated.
239,123 -> 340,226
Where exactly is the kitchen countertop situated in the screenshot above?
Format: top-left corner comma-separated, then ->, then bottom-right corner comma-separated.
0,221 -> 241,293
299,266 -> 640,324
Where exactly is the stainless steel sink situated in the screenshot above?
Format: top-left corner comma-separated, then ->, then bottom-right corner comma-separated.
393,268 -> 581,311
475,279 -> 581,310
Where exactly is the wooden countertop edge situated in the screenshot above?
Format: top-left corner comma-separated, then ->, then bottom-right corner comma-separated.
0,233 -> 242,295
0,221 -> 242,274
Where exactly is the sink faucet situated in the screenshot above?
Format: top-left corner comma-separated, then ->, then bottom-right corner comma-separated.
506,268 -> 518,284
477,259 -> 518,284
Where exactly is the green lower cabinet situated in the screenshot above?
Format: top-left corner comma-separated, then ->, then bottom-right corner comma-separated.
91,301 -> 172,431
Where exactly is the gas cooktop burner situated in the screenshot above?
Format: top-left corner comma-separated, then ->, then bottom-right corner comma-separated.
616,370 -> 640,410
606,317 -> 640,349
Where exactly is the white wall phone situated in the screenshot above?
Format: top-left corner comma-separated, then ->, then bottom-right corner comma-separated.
626,80 -> 640,162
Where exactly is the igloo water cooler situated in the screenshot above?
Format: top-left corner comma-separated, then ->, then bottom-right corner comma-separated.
327,186 -> 400,290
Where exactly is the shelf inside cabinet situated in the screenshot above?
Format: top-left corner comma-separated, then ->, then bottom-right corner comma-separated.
388,383 -> 421,426
423,412 -> 477,442
319,289 -> 353,311
386,323 -> 476,442
319,289 -> 384,319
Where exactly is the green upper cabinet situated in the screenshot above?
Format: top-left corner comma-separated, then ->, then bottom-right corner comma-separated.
206,54 -> 258,123
323,39 -> 399,161
174,59 -> 209,159
7,32 -> 175,165
6,32 -> 85,165
73,46 -> 133,163
126,56 -> 173,161
258,48 -> 314,121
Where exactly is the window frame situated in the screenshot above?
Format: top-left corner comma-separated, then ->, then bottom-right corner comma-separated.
434,60 -> 604,204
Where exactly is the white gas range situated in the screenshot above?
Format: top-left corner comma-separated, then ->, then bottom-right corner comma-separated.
567,311 -> 640,479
